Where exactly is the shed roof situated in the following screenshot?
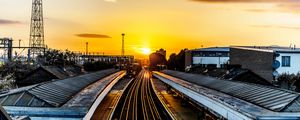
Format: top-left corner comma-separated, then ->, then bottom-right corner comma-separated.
0,69 -> 118,107
41,66 -> 69,79
192,47 -> 230,52
162,70 -> 300,112
232,46 -> 300,53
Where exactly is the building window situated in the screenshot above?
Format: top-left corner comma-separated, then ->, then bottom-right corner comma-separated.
282,56 -> 291,67
192,51 -> 229,57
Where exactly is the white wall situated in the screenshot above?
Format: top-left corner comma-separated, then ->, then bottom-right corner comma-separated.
276,53 -> 300,74
193,57 -> 229,68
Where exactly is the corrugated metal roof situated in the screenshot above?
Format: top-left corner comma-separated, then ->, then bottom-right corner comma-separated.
41,66 -> 69,79
0,91 -> 52,107
0,69 -> 118,107
161,70 -> 300,112
232,46 -> 300,53
192,47 -> 230,52
283,96 -> 300,112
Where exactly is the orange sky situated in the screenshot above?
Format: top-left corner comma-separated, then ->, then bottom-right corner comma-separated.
1,0 -> 300,58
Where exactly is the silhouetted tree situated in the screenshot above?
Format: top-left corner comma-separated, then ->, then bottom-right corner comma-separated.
175,49 -> 187,71
149,53 -> 167,70
167,49 -> 187,71
0,60 -> 36,79
167,53 -> 177,70
0,60 -> 36,91
37,49 -> 77,67
83,61 -> 114,72
278,73 -> 300,91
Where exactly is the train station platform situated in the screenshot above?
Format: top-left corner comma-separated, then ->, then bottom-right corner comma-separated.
0,69 -> 126,120
153,70 -> 300,120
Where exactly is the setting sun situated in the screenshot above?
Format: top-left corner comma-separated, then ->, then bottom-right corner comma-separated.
141,48 -> 151,55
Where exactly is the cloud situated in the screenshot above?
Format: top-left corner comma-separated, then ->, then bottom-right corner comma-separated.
0,19 -> 21,24
76,34 -> 111,38
277,3 -> 300,12
277,26 -> 300,30
244,9 -> 269,12
251,25 -> 300,30
251,25 -> 273,28
104,0 -> 117,3
244,3 -> 300,14
190,0 -> 300,14
190,0 -> 293,3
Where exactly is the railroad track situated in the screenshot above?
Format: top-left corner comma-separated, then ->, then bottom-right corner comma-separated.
113,70 -> 172,120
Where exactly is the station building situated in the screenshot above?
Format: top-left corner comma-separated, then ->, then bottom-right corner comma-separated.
185,47 -> 230,69
80,55 -> 134,64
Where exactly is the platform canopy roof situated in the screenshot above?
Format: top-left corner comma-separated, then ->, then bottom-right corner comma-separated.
0,69 -> 118,107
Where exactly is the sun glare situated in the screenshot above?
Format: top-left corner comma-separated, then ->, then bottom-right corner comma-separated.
141,48 -> 151,55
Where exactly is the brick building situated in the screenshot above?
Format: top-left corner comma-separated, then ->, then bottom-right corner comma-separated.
230,46 -> 300,83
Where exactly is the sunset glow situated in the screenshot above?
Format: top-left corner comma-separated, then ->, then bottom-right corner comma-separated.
141,48 -> 151,55
1,0 -> 300,58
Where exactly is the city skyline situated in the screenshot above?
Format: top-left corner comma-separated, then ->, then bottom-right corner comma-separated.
1,0 -> 300,58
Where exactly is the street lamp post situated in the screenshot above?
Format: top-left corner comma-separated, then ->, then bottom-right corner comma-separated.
86,42 -> 88,55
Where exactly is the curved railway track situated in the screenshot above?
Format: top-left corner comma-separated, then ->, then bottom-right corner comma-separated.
112,70 -> 172,120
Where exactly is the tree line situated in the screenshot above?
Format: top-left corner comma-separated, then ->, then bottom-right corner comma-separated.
149,49 -> 187,71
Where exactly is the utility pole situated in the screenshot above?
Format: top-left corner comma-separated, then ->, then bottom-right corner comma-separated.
86,42 -> 89,55
19,39 -> 21,48
121,33 -> 125,56
119,33 -> 125,69
29,0 -> 45,58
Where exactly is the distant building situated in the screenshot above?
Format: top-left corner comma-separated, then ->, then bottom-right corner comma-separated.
185,47 -> 230,69
230,46 -> 300,83
136,59 -> 149,66
156,48 -> 166,58
0,38 -> 13,61
81,55 -> 134,64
